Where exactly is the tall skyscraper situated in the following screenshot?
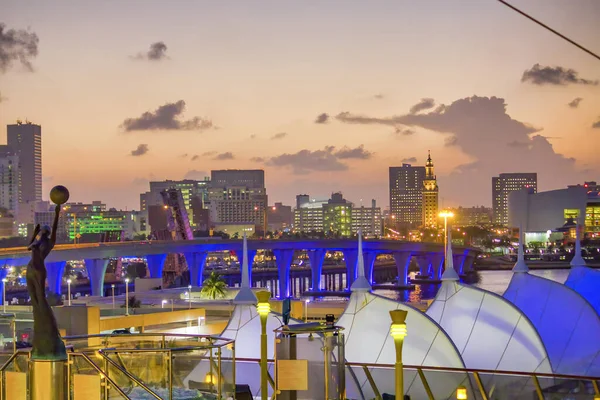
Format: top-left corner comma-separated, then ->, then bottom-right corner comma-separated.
0,146 -> 20,215
492,173 -> 537,226
422,151 -> 439,228
7,121 -> 42,204
208,170 -> 268,231
389,163 -> 425,228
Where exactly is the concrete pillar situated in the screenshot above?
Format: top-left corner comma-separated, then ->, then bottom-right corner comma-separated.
84,259 -> 109,297
146,254 -> 167,279
273,249 -> 294,299
307,249 -> 326,291
463,255 -> 475,273
46,261 -> 67,295
453,255 -> 466,274
416,255 -> 430,276
392,252 -> 412,286
0,267 -> 7,306
238,249 -> 257,287
364,251 -> 378,284
184,252 -> 208,287
428,253 -> 445,280
342,249 -> 358,289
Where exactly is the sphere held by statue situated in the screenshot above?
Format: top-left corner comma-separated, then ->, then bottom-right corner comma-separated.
50,185 -> 70,205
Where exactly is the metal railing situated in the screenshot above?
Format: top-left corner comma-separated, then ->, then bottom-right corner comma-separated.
0,333 -> 236,400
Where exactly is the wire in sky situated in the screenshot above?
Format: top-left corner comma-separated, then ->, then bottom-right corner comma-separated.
497,0 -> 600,61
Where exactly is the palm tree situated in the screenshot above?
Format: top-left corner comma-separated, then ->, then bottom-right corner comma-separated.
201,272 -> 227,299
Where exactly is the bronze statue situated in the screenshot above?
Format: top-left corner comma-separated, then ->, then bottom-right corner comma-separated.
26,203 -> 67,360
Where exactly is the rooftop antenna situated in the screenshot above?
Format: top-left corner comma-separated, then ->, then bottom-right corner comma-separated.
233,232 -> 257,304
441,226 -> 459,280
570,222 -> 586,268
513,222 -> 529,273
351,230 -> 372,291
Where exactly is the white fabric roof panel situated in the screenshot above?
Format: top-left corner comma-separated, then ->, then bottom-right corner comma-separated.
504,272 -> 600,376
427,281 -> 552,373
565,266 -> 600,316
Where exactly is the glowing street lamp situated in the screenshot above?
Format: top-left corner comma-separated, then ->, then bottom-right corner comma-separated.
390,309 -> 408,398
456,386 -> 467,399
125,278 -> 130,316
2,278 -> 7,313
67,279 -> 72,306
111,284 -> 115,309
256,291 -> 271,400
188,285 -> 192,309
162,299 -> 168,309
304,299 -> 310,322
439,211 -> 455,265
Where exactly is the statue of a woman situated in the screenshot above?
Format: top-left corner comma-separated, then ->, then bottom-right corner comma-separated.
26,204 -> 67,360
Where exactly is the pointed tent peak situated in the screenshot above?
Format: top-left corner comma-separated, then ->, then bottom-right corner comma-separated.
351,229 -> 372,291
513,224 -> 529,273
570,223 -> 586,268
234,232 -> 257,304
441,227 -> 459,281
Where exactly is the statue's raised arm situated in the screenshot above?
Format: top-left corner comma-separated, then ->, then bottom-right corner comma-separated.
50,205 -> 60,247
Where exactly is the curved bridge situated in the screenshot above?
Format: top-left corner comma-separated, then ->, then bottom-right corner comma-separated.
0,238 -> 480,298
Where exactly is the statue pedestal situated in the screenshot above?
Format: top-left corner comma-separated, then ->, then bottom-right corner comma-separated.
29,359 -> 67,400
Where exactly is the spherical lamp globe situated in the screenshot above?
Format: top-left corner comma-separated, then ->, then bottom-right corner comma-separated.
50,185 -> 70,205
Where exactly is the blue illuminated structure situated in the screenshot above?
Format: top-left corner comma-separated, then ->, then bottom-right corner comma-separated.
564,225 -> 600,315
503,228 -> 600,376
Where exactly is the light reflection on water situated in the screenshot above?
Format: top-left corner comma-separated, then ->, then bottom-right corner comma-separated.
372,269 -> 571,304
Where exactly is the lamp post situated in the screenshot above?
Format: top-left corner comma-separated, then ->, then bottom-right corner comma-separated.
111,284 -> 115,309
188,285 -> 192,309
2,278 -> 7,313
125,278 -> 130,316
456,386 -> 467,399
162,299 -> 167,309
67,279 -> 72,306
390,309 -> 408,398
256,291 -> 271,400
305,299 -> 310,322
439,211 -> 454,266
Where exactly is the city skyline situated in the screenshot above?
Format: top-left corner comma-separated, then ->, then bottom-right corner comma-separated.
1,1 -> 599,210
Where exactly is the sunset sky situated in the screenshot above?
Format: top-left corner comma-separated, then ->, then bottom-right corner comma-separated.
1,0 -> 599,210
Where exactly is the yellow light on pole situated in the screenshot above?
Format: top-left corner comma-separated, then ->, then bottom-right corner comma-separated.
456,386 -> 467,399
439,210 -> 455,265
256,290 -> 271,400
390,309 -> 408,399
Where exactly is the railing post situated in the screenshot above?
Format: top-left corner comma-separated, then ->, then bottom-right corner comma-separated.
168,349 -> 173,400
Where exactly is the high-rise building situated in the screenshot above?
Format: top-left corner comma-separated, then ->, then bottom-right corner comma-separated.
140,179 -> 210,229
450,206 -> 493,227
389,163 -> 425,228
492,173 -> 537,226
0,146 -> 20,215
7,121 -> 42,204
268,202 -> 293,231
323,192 -> 352,237
208,170 -> 267,231
351,199 -> 382,237
293,196 -> 327,233
422,151 -> 439,228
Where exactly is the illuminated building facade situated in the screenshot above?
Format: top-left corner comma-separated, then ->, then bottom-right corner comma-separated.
508,182 -> 600,239
208,170 -> 267,231
293,196 -> 326,233
389,163 -> 425,228
7,121 -> 42,204
323,192 -> 352,237
140,179 -> 210,229
492,172 -> 537,226
450,206 -> 493,227
351,199 -> 382,237
422,151 -> 439,228
0,147 -> 19,215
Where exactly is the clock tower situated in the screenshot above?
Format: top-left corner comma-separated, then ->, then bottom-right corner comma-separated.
422,151 -> 439,228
